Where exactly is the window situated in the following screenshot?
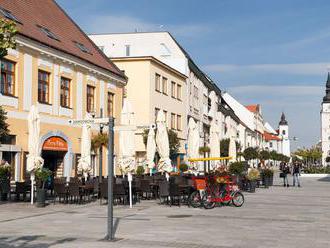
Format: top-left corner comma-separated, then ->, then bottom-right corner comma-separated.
177,84 -> 182,100
0,7 -> 20,23
74,41 -> 91,54
270,142 -> 273,148
107,92 -> 114,117
155,73 -> 161,92
125,45 -> 130,56
155,108 -> 160,121
177,115 -> 182,130
160,43 -> 171,56
60,77 -> 70,108
193,86 -> 198,99
86,85 -> 95,113
99,46 -> 104,52
171,81 -> 176,98
0,59 -> 15,96
37,25 -> 59,41
171,113 -> 176,130
282,130 -> 286,135
38,70 -> 50,104
162,77 -> 168,95
163,110 -> 168,125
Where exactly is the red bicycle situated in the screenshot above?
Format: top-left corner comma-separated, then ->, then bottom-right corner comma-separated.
201,176 -> 244,209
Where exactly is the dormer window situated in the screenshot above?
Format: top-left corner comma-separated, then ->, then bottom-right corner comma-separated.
0,7 -> 20,23
37,25 -> 59,41
74,41 -> 91,54
160,43 -> 171,56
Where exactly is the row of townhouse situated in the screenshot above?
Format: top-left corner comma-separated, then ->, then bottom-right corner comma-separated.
0,0 -> 291,182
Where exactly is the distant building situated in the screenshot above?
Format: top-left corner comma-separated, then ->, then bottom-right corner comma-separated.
321,73 -> 330,166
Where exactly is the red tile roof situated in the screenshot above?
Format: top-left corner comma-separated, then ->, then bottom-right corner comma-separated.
264,131 -> 281,141
0,0 -> 126,80
245,104 -> 259,113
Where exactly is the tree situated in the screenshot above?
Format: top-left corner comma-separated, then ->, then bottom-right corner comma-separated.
91,133 -> 108,152
243,147 -> 258,161
259,150 -> 270,161
0,18 -> 17,59
220,138 -> 230,157
0,106 -> 9,141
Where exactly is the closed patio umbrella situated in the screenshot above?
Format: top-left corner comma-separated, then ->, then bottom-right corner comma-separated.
78,114 -> 92,180
187,118 -> 200,172
229,129 -> 237,162
26,105 -> 44,204
146,127 -> 156,175
209,118 -> 220,170
118,99 -> 136,175
156,111 -> 172,173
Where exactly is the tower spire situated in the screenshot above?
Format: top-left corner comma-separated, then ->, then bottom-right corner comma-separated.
323,73 -> 330,102
279,112 -> 288,125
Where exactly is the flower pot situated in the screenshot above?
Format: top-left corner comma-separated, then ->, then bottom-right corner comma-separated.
249,180 -> 257,193
36,189 -> 46,207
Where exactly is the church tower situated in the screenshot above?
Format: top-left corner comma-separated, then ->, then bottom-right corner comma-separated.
279,112 -> 290,157
321,73 -> 330,166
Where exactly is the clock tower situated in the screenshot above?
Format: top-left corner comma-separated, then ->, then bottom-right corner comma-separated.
321,73 -> 330,166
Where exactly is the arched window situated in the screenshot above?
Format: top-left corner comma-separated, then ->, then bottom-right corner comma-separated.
282,130 -> 286,135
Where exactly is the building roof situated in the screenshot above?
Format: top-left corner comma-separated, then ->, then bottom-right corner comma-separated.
264,122 -> 277,134
245,104 -> 260,113
0,0 -> 126,79
222,92 -> 255,131
111,56 -> 187,79
264,131 -> 281,141
279,112 -> 288,125
323,72 -> 330,103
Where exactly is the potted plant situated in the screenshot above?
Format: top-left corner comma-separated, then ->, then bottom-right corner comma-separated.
0,164 -> 11,201
179,163 -> 188,174
199,146 -> 210,155
261,168 -> 273,188
35,167 -> 52,207
229,161 -> 246,186
136,166 -> 145,176
247,168 -> 260,193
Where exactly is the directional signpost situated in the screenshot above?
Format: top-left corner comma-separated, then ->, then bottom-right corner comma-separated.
69,117 -> 155,241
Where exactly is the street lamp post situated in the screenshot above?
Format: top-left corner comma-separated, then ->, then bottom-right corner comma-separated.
99,108 -> 104,184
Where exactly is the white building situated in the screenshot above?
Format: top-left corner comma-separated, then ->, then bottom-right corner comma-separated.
89,32 -> 229,153
321,73 -> 330,166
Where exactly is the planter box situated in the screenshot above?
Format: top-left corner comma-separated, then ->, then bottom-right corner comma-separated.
300,174 -> 330,178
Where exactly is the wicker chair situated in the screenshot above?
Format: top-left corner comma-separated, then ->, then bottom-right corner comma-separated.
159,181 -> 169,205
99,181 -> 108,205
53,182 -> 67,204
68,182 -> 83,204
140,179 -> 153,199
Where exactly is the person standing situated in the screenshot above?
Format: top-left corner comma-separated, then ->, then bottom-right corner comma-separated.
292,162 -> 301,187
281,162 -> 290,187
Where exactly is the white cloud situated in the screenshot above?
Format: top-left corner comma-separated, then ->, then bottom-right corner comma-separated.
204,63 -> 330,76
87,15 -> 210,37
227,85 -> 323,97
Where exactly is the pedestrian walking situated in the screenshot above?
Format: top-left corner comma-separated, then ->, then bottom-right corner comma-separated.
280,162 -> 290,187
292,162 -> 301,187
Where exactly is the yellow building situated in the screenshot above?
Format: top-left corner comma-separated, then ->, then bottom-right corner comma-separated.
0,0 -> 127,181
112,56 -> 187,165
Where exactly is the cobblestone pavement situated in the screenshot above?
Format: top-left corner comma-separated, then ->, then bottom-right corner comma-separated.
0,176 -> 329,248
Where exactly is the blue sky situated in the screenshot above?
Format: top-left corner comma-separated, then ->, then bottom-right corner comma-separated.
56,0 -> 330,150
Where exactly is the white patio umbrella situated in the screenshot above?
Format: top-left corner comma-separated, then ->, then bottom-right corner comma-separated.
26,105 -> 44,204
228,129 -> 237,162
78,114 -> 92,180
146,127 -> 156,175
118,99 -> 135,174
209,119 -> 220,170
187,118 -> 200,172
156,111 -> 172,173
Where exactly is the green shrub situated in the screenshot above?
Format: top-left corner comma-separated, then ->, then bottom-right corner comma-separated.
136,166 -> 145,176
229,162 -> 245,176
0,166 -> 10,179
35,167 -> 52,189
304,166 -> 330,174
199,146 -> 210,154
179,163 -> 188,172
261,168 -> 273,177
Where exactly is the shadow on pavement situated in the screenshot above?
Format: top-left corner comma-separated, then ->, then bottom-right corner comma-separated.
318,177 -> 330,182
0,235 -> 76,247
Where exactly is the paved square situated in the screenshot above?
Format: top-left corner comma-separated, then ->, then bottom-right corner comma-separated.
0,176 -> 329,248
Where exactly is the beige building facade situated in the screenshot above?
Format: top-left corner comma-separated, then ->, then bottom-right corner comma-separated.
112,56 -> 187,164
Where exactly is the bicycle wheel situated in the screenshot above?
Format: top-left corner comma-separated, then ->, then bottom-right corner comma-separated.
202,192 -> 216,209
188,190 -> 202,208
231,191 -> 244,207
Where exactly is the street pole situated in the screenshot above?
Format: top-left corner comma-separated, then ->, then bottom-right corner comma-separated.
99,109 -> 103,184
107,117 -> 114,240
